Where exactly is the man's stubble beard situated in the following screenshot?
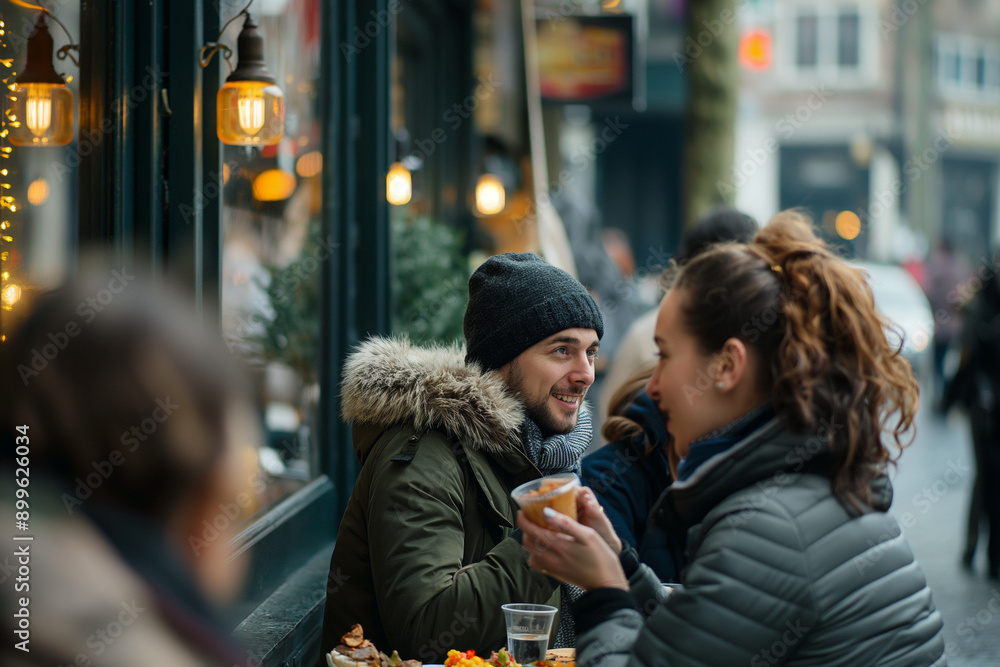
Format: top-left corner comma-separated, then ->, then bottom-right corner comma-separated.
506,359 -> 581,438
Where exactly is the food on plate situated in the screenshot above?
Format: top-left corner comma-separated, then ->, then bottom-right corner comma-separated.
544,648 -> 575,667
442,648 -> 574,667
326,624 -> 422,667
444,649 -> 488,667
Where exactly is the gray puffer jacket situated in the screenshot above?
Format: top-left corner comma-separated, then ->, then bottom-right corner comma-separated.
576,416 -> 945,666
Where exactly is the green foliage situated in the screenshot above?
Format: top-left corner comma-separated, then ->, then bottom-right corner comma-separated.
251,227 -> 323,385
391,216 -> 469,345
250,216 -> 468,383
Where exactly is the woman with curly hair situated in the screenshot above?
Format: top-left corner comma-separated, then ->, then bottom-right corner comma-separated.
520,211 -> 945,666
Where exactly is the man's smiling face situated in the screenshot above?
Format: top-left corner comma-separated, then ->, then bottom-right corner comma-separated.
500,328 -> 599,437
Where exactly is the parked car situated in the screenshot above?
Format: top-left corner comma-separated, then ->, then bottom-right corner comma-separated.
851,261 -> 935,394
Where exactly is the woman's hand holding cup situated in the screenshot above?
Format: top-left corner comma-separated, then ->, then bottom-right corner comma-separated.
517,486 -> 628,591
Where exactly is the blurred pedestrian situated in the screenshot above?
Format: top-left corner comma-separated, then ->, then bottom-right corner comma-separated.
581,365 -> 685,583
1,274 -> 260,666
596,206 -> 757,435
520,211 -> 945,666
944,252 -> 1000,578
924,237 -> 971,404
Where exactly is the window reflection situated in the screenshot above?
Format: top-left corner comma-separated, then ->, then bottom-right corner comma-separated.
219,0 -> 323,515
0,5 -> 79,342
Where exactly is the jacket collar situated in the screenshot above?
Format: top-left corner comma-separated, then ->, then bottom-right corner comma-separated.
342,336 -> 525,459
651,416 -> 893,533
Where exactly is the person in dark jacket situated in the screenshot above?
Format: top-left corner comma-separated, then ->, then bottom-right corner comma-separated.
520,211 -> 945,666
322,253 -> 603,660
944,256 -> 1000,578
582,367 -> 684,582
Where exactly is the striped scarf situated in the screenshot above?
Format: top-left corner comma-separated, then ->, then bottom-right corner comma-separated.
521,403 -> 593,476
520,404 -> 592,648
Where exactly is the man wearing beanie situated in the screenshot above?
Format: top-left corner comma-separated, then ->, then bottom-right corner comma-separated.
323,253 -> 603,661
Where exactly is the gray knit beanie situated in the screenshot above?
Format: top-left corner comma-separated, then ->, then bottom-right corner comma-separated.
464,253 -> 604,371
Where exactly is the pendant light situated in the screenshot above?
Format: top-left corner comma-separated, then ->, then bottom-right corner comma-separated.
216,14 -> 284,146
475,174 -> 505,216
386,161 -> 412,206
9,14 -> 73,146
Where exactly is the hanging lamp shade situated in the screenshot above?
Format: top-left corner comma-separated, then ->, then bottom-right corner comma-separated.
217,14 -> 284,146
9,14 -> 73,146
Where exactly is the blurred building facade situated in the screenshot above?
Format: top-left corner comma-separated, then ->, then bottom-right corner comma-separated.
731,0 -> 1000,264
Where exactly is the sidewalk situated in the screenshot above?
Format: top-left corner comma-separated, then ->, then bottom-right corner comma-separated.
890,409 -> 1000,666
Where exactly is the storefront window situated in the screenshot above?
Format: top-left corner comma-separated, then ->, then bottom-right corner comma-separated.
0,5 -> 79,342
218,0 -> 323,514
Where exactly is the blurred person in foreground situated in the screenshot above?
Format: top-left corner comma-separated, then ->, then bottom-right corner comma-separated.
322,253 -> 603,659
596,207 -> 757,432
0,275 -> 260,666
581,365 -> 685,583
521,211 -> 945,666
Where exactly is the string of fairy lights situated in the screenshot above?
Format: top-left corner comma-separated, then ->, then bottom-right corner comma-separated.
0,15 -> 17,342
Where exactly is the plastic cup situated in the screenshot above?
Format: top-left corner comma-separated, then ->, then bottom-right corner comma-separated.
510,473 -> 579,529
501,603 -> 556,664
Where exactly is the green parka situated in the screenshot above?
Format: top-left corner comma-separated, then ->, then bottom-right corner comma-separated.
322,338 -> 559,662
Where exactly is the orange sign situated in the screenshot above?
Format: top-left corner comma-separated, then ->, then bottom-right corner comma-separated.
536,16 -> 632,103
739,30 -> 772,71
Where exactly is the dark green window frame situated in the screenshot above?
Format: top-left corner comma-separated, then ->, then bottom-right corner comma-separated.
76,1 -> 391,664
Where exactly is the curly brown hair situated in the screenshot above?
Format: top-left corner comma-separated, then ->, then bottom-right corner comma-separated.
673,209 -> 919,509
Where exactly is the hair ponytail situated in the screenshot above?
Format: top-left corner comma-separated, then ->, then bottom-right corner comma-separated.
675,209 -> 918,509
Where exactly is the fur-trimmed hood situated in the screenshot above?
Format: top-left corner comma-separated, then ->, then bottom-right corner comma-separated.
341,336 -> 525,457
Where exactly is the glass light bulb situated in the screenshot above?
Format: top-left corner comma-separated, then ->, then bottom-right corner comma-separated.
25,86 -> 52,136
386,162 -> 411,206
237,88 -> 265,135
475,174 -> 505,216
1,282 -> 21,309
217,81 -> 284,146
9,82 -> 72,146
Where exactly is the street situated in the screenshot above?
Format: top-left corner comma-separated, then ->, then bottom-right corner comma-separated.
890,407 -> 1000,665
